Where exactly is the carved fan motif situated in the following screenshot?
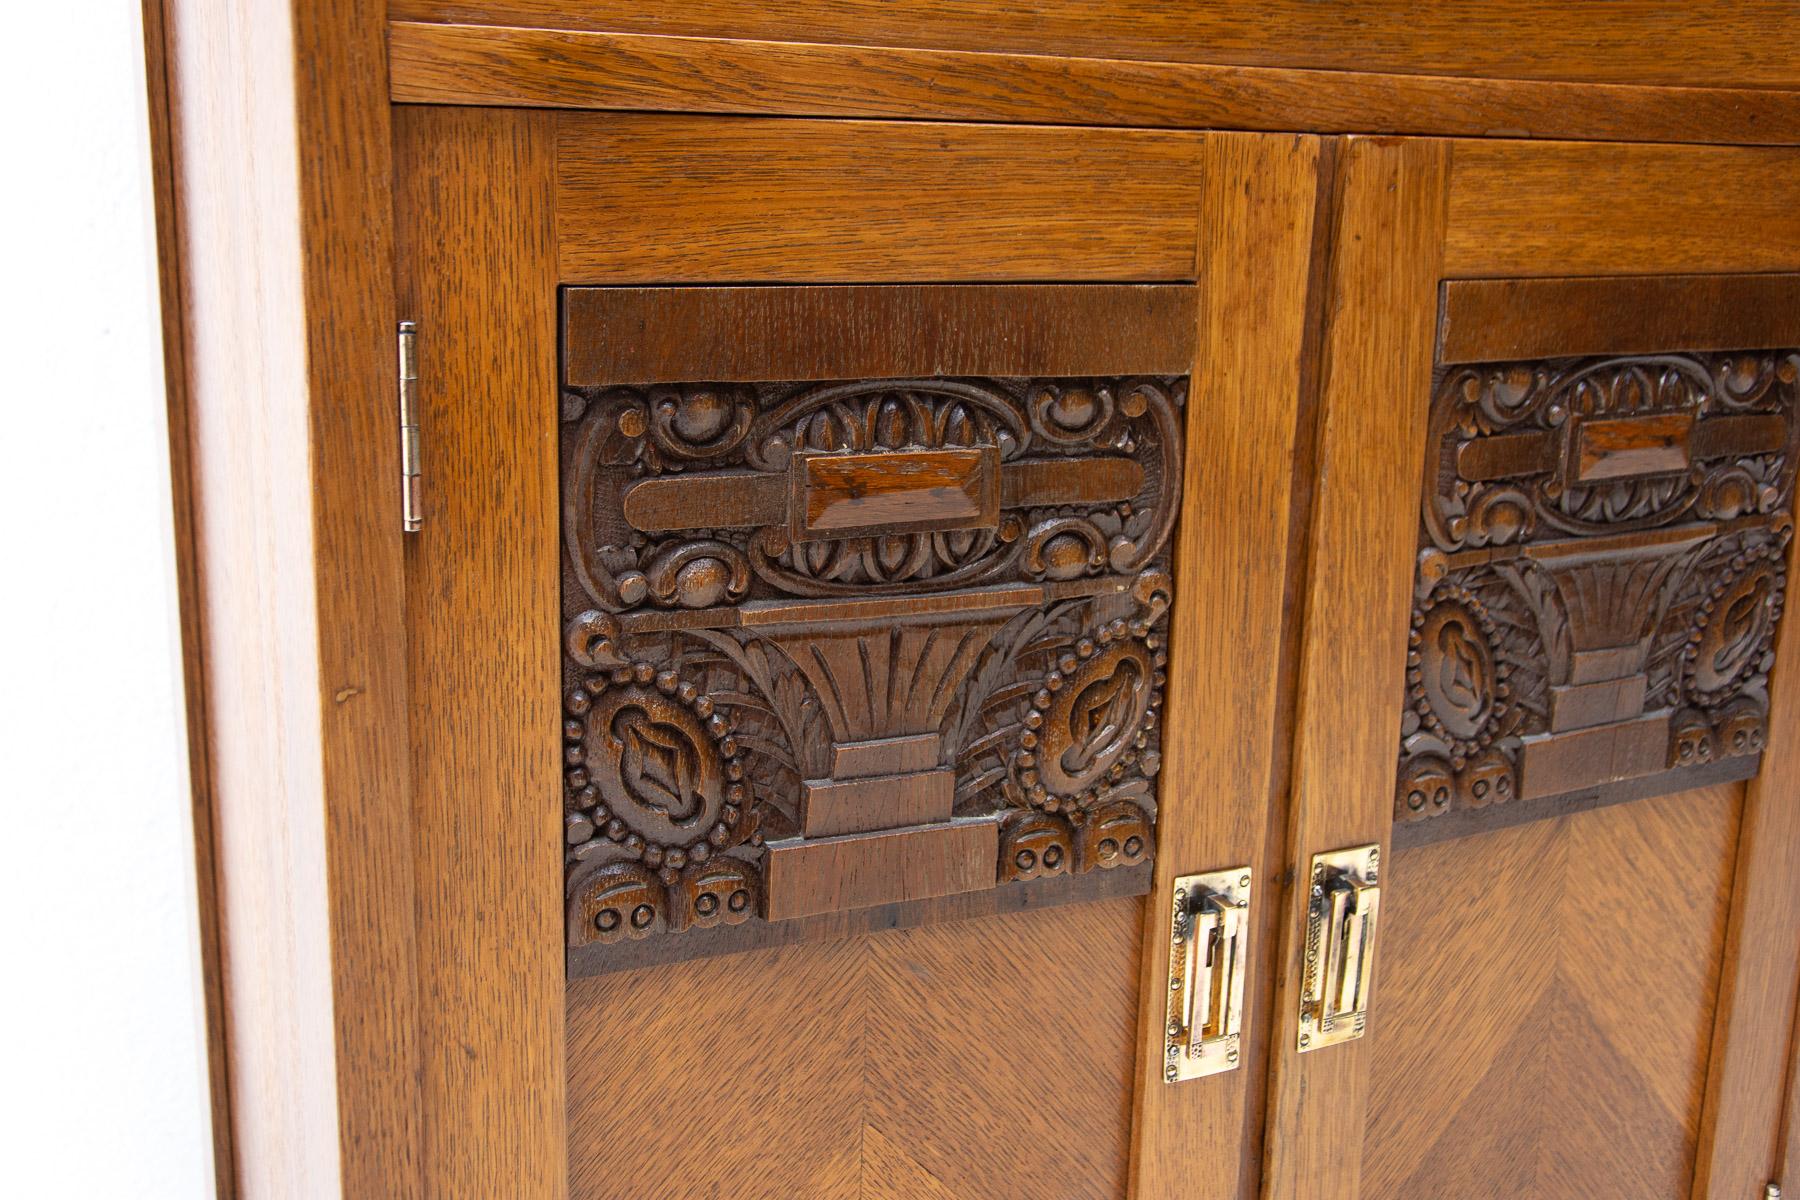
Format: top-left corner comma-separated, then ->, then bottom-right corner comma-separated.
1397,350 -> 1798,825
561,372 -> 1185,964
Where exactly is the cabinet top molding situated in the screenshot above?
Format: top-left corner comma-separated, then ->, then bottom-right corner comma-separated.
388,19 -> 1800,147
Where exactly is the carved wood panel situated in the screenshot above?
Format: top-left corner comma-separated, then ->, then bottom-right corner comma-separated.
1397,350 -> 1799,831
561,369 -> 1184,970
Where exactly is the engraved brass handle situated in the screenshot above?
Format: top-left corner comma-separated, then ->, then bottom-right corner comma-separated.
1164,867 -> 1250,1082
1297,844 -> 1381,1053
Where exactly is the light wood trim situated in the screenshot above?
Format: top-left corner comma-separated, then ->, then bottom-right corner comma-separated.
390,21 -> 1800,147
1693,523 -> 1800,1198
156,2 -> 423,1195
393,106 -> 567,1200
1128,132 -> 1329,1200
387,0 -> 1800,90
1445,142 -> 1800,279
1439,273 -> 1800,363
140,1 -> 234,1190
553,114 -> 1205,284
1258,136 -> 1452,1200
562,285 -> 1196,385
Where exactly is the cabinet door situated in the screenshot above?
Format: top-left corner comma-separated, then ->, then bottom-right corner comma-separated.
1259,137 -> 1800,1200
392,110 -> 1325,1200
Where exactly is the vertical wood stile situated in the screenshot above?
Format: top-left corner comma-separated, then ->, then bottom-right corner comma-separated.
1257,136 -> 1451,1200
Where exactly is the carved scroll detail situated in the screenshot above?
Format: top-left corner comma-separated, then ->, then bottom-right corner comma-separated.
1398,351 -> 1798,824
563,374 -> 1184,956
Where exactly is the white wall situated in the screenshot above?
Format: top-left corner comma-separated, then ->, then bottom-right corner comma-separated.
2,4 -> 217,1197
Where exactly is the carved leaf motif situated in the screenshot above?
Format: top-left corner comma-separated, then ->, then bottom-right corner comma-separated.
1434,616 -> 1488,718
1714,576 -> 1772,679
619,716 -> 702,823
1062,660 -> 1143,775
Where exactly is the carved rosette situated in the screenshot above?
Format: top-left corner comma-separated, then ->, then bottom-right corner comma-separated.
562,372 -> 1185,959
1396,351 -> 1798,823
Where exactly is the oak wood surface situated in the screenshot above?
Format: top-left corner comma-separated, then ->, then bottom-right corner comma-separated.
1694,507 -> 1800,1197
562,285 -> 1196,385
388,21 -> 1800,147
393,106 -> 567,1199
155,1 -> 422,1195
1258,136 -> 1452,1200
1126,131 -> 1328,1200
1366,783 -> 1743,1199
761,820 -> 999,920
566,898 -> 1144,1200
553,115 -> 1205,283
1439,274 -> 1800,364
1445,143 -> 1800,280
568,861 -> 1150,977
387,1 -> 1800,89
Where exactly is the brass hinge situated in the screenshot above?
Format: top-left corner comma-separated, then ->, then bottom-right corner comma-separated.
397,321 -> 422,533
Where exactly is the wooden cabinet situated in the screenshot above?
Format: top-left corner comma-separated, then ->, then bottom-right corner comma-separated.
152,6 -> 1800,1199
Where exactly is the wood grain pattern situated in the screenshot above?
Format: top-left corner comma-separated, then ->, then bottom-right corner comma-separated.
566,898 -> 1143,1200
1694,477 -> 1800,1196
388,21 -> 1800,147
156,1 -> 422,1195
562,285 -> 1196,385
1259,136 -> 1452,1200
1127,132 -> 1329,1200
1439,274 -> 1800,364
1445,143 -> 1800,280
387,1 -> 1800,89
553,115 -> 1205,283
762,820 -> 999,920
1366,784 -> 1743,1199
393,107 -> 566,1200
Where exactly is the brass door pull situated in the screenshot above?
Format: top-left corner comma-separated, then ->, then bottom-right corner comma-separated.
1163,867 -> 1251,1082
1297,844 -> 1381,1053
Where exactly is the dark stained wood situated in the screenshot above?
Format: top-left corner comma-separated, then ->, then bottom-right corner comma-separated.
563,285 -> 1197,385
553,116 -> 1206,283
797,447 -> 999,540
387,21 -> 1800,146
1572,412 -> 1694,482
156,1 -> 422,1195
568,859 -> 1150,976
1397,349 -> 1797,829
762,819 -> 1000,920
562,367 -> 1181,964
1391,753 -> 1758,850
388,1 -> 1800,89
1440,274 -> 1800,364
800,769 -> 953,838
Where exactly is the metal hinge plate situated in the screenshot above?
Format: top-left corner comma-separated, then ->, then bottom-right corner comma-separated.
398,321 -> 421,532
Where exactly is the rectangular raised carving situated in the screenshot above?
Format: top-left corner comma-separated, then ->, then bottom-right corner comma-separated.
561,338 -> 1184,971
1397,346 -> 1798,834
761,819 -> 1001,921
793,446 -> 1000,541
